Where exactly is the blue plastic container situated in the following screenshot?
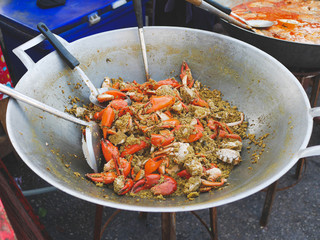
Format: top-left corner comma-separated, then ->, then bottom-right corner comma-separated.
0,0 -> 149,84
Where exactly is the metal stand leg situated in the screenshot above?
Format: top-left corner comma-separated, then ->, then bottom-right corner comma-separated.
161,212 -> 176,240
93,204 -> 103,240
209,207 -> 218,240
295,158 -> 306,180
260,181 -> 278,227
294,72 -> 320,179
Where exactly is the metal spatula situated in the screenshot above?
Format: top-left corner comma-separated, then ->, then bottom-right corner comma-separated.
0,84 -> 102,172
37,22 -> 131,108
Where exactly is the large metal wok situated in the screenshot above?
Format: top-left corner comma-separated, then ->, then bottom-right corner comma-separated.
213,0 -> 320,69
6,27 -> 320,212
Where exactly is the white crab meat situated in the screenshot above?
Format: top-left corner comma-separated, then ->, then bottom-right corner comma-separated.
156,111 -> 170,121
183,176 -> 201,194
207,99 -> 218,111
113,175 -> 125,195
101,77 -> 112,88
75,107 -> 87,118
154,142 -> 190,164
155,85 -> 177,97
180,86 -> 196,103
171,101 -> 184,113
192,106 -> 210,119
184,158 -> 203,176
216,149 -> 241,165
205,168 -> 222,181
221,140 -> 242,151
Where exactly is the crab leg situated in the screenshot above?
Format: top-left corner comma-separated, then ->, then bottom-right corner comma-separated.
86,172 -> 117,184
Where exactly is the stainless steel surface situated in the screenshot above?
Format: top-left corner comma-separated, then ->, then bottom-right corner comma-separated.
0,84 -> 101,173
246,19 -> 274,28
137,28 -> 150,80
231,12 -> 274,28
6,27 -> 320,212
0,84 -> 89,126
213,0 -> 320,69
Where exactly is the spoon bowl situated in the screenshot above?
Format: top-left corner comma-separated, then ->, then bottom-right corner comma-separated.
0,84 -> 102,172
246,19 -> 274,28
204,0 -> 274,29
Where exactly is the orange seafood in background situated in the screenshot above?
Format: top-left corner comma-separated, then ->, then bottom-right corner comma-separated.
232,0 -> 320,44
81,61 -> 247,199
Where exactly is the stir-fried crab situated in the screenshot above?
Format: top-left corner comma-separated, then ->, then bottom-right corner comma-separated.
81,61 -> 248,199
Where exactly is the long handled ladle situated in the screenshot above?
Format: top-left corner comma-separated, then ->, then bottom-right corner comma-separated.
0,84 -> 101,173
37,22 -> 131,108
204,0 -> 274,28
186,0 -> 252,30
133,0 -> 150,81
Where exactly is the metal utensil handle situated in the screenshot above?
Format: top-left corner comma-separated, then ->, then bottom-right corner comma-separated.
204,0 -> 231,14
0,84 -> 88,126
204,0 -> 250,25
185,0 -> 252,30
133,0 -> 149,80
37,22 -> 99,97
37,22 -> 80,69
133,0 -> 144,28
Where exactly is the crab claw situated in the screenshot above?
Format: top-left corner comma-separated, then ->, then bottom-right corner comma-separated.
115,177 -> 134,195
101,139 -> 121,175
86,172 -> 117,184
180,61 -> 194,88
101,139 -> 119,163
150,130 -> 174,147
145,155 -> 164,175
200,178 -> 226,192
101,106 -> 115,139
97,90 -> 127,103
120,140 -> 148,157
131,174 -> 161,193
191,98 -> 209,108
151,175 -> 177,196
188,119 -> 204,142
145,96 -> 175,114
154,78 -> 181,90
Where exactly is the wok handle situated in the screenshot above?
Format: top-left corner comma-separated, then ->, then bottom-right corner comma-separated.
296,107 -> 320,158
296,146 -> 320,159
37,22 -> 80,69
12,33 -> 69,71
0,84 -> 89,126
